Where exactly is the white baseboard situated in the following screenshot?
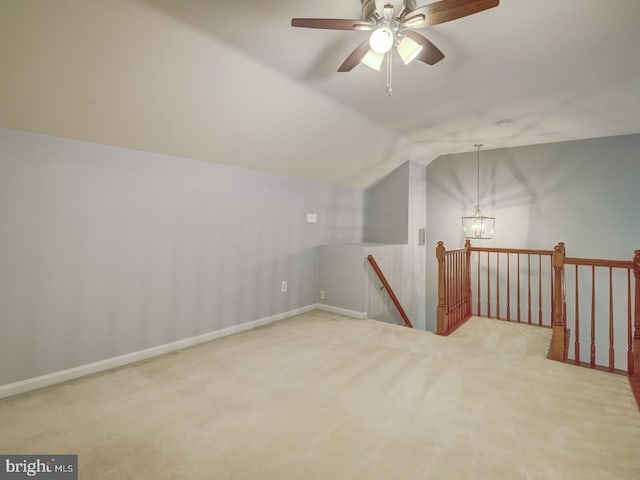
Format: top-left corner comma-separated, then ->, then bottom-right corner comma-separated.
0,305 -> 317,400
313,303 -> 368,319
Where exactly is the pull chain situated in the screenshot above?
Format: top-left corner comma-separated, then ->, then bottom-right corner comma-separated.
385,52 -> 393,96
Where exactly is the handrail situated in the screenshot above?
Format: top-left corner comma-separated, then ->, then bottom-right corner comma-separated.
444,247 -> 467,253
471,246 -> 554,256
565,257 -> 634,269
366,255 -> 413,328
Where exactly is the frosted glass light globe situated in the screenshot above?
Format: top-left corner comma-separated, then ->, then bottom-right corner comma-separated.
369,26 -> 393,54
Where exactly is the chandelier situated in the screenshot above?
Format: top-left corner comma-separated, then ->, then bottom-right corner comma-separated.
461,144 -> 495,239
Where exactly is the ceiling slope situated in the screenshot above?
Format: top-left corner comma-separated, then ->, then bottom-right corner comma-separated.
2,0 -> 640,187
0,0 -> 407,187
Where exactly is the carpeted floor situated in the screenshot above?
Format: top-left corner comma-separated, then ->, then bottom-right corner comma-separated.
1,311 -> 639,479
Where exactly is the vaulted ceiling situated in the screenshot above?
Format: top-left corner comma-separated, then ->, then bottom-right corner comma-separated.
2,0 -> 640,187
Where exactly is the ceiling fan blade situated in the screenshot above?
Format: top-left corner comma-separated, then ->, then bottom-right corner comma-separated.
291,18 -> 372,31
338,40 -> 371,72
403,31 -> 445,65
406,0 -> 499,27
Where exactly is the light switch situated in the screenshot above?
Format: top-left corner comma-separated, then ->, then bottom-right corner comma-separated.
418,228 -> 426,246
306,213 -> 318,223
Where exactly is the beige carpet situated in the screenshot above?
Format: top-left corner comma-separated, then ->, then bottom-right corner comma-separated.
1,311 -> 639,479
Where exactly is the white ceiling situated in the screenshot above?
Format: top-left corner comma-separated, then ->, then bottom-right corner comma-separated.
2,0 -> 640,187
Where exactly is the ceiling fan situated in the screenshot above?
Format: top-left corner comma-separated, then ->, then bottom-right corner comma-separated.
292,0 -> 499,95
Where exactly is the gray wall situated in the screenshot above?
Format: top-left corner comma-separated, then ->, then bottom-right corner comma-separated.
425,134 -> 640,332
0,128 -> 364,385
361,161 -> 428,330
317,244 -> 367,313
316,243 -> 411,328
364,162 -> 409,244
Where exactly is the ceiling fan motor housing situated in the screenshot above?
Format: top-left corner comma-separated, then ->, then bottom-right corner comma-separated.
361,0 -> 416,21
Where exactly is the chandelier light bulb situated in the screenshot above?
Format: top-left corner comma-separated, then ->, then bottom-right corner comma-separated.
369,26 -> 394,54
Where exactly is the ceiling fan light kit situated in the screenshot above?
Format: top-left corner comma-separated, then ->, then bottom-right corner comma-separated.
397,36 -> 423,64
361,49 -> 385,71
369,26 -> 394,54
291,0 -> 500,95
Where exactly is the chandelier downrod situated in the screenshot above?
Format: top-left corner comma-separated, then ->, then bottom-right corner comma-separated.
474,143 -> 482,210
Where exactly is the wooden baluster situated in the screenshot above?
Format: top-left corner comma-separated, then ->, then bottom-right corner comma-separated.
465,251 -> 469,319
633,250 -> 640,376
487,252 -> 491,318
560,243 -> 567,337
452,252 -> 456,327
445,253 -> 452,331
538,255 -> 543,326
609,267 -> 615,372
549,255 -> 554,326
591,265 -> 596,368
455,252 -> 459,326
477,249 -> 481,316
458,251 -> 462,323
452,253 -> 456,330
549,244 -> 566,361
457,252 -> 462,322
517,254 -> 521,323
465,240 -> 472,318
451,253 -> 455,328
445,252 -> 448,328
449,253 -> 452,328
628,268 -> 633,374
448,252 -> 453,328
528,253 -> 532,325
459,253 -> 462,324
452,253 -> 456,329
496,252 -> 500,319
507,254 -> 511,321
453,253 -> 457,327
453,253 -> 456,328
575,265 -> 580,365
436,242 -> 447,335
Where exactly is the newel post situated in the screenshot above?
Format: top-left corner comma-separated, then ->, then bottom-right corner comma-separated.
633,250 -> 640,377
559,242 -> 567,324
436,241 -> 447,335
550,243 -> 567,361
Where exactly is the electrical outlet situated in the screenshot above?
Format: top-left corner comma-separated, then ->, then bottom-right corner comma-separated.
320,290 -> 325,300
281,281 -> 287,292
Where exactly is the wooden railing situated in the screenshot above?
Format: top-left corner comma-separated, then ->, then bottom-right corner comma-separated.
437,241 -> 555,335
635,251 -> 640,377
469,245 -> 555,325
436,241 -> 472,335
366,255 -> 413,328
436,242 -> 640,378
550,250 -> 640,373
